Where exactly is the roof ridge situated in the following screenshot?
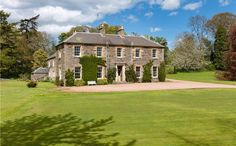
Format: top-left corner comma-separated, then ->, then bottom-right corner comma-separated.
141,36 -> 164,47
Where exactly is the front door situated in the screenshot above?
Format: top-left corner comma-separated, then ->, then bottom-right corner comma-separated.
117,65 -> 123,82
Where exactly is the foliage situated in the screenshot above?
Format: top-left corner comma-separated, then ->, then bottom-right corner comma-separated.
171,33 -> 208,71
55,76 -> 60,86
74,79 -> 86,86
225,25 -> 236,80
18,73 -> 31,81
142,61 -> 153,82
0,113 -> 136,146
97,78 -> 108,85
107,68 -> 116,84
125,65 -> 138,83
166,65 -> 176,74
65,69 -> 75,86
213,25 -> 228,70
215,70 -> 231,81
206,12 -> 236,37
26,81 -> 37,88
80,55 -> 105,83
0,10 -> 53,78
158,62 -> 166,82
32,49 -> 48,69
0,10 -> 18,78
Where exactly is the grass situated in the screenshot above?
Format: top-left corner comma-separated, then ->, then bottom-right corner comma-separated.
167,71 -> 236,85
1,80 -> 236,146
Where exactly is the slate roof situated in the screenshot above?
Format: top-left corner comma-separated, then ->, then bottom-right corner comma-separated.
47,53 -> 56,60
32,67 -> 49,74
60,32 -> 164,48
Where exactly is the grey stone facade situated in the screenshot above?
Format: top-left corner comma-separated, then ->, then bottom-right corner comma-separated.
48,27 -> 164,83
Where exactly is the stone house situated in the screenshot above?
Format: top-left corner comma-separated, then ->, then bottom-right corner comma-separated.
31,67 -> 49,81
48,25 -> 164,83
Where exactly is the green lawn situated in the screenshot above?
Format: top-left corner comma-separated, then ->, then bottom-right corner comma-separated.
1,80 -> 236,146
167,71 -> 236,85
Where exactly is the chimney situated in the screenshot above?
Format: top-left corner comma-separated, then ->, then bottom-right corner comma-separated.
117,26 -> 125,36
98,23 -> 106,34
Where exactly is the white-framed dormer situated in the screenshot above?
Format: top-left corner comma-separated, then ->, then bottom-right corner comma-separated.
116,47 -> 124,58
152,66 -> 158,78
96,46 -> 103,58
135,48 -> 141,58
74,66 -> 82,79
152,49 -> 158,59
135,65 -> 142,79
74,45 -> 81,57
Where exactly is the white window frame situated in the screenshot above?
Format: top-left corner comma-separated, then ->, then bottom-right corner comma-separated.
48,61 -> 51,68
152,49 -> 158,59
96,47 -> 103,57
116,48 -> 123,58
58,50 -> 62,59
135,66 -> 141,78
135,48 -> 141,58
97,66 -> 103,79
74,46 -> 81,57
152,66 -> 158,78
74,66 -> 82,79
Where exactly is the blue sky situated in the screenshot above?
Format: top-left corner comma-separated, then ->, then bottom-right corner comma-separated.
93,0 -> 236,48
1,0 -> 235,48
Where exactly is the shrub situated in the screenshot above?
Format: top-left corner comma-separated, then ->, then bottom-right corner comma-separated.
142,61 -> 153,82
27,81 -> 37,88
97,78 -> 108,85
204,63 -> 215,71
19,73 -> 30,81
55,76 -> 60,86
60,80 -> 64,86
65,69 -> 74,86
75,79 -> 86,86
125,65 -> 138,83
215,71 -> 230,81
158,62 -> 166,82
107,68 -> 116,84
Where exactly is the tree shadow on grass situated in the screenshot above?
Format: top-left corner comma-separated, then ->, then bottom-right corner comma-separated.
165,131 -> 211,146
1,113 -> 136,146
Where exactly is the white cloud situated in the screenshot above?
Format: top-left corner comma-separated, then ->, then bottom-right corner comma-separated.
219,0 -> 229,6
150,27 -> 161,32
127,14 -> 139,22
149,0 -> 180,10
0,0 -> 140,36
183,1 -> 202,10
169,11 -> 178,16
144,11 -> 154,17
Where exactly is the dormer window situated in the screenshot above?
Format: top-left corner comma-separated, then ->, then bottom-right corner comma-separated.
135,48 -> 141,58
97,47 -> 102,57
74,46 -> 81,57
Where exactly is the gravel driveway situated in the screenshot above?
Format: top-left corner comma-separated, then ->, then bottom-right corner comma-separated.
60,79 -> 236,93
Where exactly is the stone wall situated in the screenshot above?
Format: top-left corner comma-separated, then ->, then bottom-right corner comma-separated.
56,43 -> 164,82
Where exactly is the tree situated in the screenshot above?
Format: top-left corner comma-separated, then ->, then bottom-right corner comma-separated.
171,33 -> 207,71
0,10 -> 18,78
213,25 -> 228,70
65,69 -> 75,86
188,15 -> 208,44
32,49 -> 48,69
206,12 -> 236,37
145,35 -> 169,64
226,25 -> 236,80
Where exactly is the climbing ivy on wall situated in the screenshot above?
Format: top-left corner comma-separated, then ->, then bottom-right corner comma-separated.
80,55 -> 105,83
142,60 -> 153,82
